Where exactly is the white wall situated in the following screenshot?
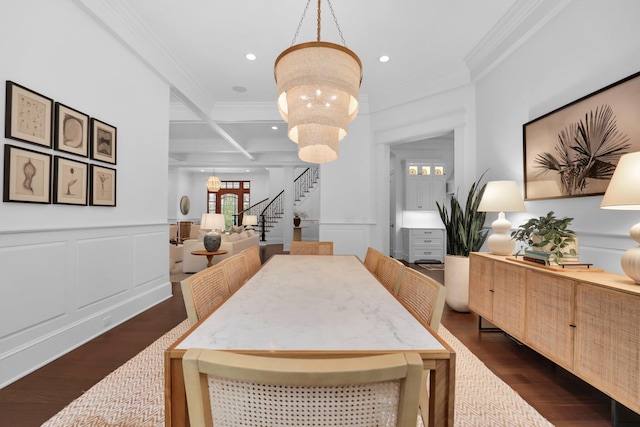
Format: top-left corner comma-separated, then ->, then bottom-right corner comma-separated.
475,0 -> 640,274
0,0 -> 170,387
320,111 -> 376,260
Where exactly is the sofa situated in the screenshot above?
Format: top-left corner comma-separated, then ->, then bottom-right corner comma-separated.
182,229 -> 260,273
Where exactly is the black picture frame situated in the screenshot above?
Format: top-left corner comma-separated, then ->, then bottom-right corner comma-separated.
90,164 -> 116,206
53,156 -> 88,205
5,81 -> 54,148
523,71 -> 640,201
3,144 -> 52,203
90,118 -> 117,164
54,103 -> 89,157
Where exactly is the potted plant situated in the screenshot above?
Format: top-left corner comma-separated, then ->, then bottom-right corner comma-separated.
511,211 -> 577,264
436,175 -> 488,312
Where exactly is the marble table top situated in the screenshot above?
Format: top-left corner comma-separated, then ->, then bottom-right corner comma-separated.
177,255 -> 445,352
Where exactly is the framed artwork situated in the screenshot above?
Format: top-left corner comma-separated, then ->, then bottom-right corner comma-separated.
523,71 -> 640,200
54,103 -> 89,157
90,164 -> 116,206
3,144 -> 51,203
53,156 -> 87,205
5,81 -> 53,148
90,118 -> 117,164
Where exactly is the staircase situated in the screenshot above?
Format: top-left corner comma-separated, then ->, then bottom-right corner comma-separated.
237,167 -> 319,242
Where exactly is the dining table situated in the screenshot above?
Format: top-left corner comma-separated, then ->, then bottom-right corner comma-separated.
164,254 -> 455,427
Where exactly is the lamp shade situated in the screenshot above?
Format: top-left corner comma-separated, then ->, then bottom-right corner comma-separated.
600,151 -> 640,210
478,181 -> 526,212
211,213 -> 226,231
200,213 -> 216,230
243,215 -> 258,226
275,41 -> 362,164
600,151 -> 640,284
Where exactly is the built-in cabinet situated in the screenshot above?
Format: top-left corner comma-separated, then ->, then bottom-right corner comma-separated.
469,252 -> 640,415
402,160 -> 446,211
401,228 -> 445,263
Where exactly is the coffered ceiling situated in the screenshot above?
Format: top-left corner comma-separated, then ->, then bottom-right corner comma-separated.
79,0 -> 566,174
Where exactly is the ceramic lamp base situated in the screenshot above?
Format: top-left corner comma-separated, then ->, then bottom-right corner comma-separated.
204,231 -> 221,252
621,223 -> 640,284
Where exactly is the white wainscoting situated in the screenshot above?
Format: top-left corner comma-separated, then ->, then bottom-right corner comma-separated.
320,222 -> 375,261
0,224 -> 171,388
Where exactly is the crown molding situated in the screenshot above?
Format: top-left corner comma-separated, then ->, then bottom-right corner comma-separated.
369,63 -> 470,114
73,0 -> 214,113
465,0 -> 573,82
72,0 -> 253,160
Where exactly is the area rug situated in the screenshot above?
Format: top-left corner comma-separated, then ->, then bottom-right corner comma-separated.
42,323 -> 553,427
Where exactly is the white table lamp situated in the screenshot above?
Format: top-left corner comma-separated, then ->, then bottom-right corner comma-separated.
478,180 -> 526,255
600,151 -> 640,284
200,213 -> 215,231
243,214 -> 258,229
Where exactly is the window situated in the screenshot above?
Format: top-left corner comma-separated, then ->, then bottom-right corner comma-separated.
208,181 -> 251,227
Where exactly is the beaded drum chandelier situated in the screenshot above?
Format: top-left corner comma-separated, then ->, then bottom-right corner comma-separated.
274,0 -> 362,164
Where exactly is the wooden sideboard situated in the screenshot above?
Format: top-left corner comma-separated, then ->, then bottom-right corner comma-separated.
469,252 -> 640,415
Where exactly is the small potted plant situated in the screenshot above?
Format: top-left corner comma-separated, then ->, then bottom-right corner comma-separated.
293,210 -> 307,226
511,211 -> 577,264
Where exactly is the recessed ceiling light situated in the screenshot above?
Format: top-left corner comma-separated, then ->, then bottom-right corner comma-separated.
232,86 -> 247,92
379,55 -> 390,63
271,125 -> 278,130
245,53 -> 256,61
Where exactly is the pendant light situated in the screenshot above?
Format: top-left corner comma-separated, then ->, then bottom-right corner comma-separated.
206,172 -> 221,192
274,0 -> 362,164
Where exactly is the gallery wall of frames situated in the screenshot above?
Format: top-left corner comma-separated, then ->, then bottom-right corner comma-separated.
3,80 -> 117,206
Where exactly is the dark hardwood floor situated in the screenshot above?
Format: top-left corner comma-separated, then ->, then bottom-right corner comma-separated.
0,245 -> 616,427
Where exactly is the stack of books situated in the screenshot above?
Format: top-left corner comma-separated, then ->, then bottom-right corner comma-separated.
522,249 -> 579,266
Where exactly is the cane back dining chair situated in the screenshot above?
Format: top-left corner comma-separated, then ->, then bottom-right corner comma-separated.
182,349 -> 424,427
240,245 -> 262,277
375,255 -> 405,294
181,264 -> 230,327
396,267 -> 447,332
364,246 -> 384,273
396,267 -> 447,425
220,253 -> 250,293
289,240 -> 334,255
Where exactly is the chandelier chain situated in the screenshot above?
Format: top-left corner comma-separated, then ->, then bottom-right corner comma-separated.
290,0 -> 347,46
326,0 -> 347,46
316,0 -> 321,42
291,0 -> 312,46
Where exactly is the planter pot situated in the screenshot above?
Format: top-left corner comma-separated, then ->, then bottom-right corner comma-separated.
444,254 -> 470,312
293,217 -> 301,226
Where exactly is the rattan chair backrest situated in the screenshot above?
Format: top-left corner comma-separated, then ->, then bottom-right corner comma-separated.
289,241 -> 334,255
397,268 -> 447,331
240,246 -> 261,277
364,246 -> 384,273
375,256 -> 405,294
182,349 -> 423,427
180,264 -> 230,327
220,253 -> 250,293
